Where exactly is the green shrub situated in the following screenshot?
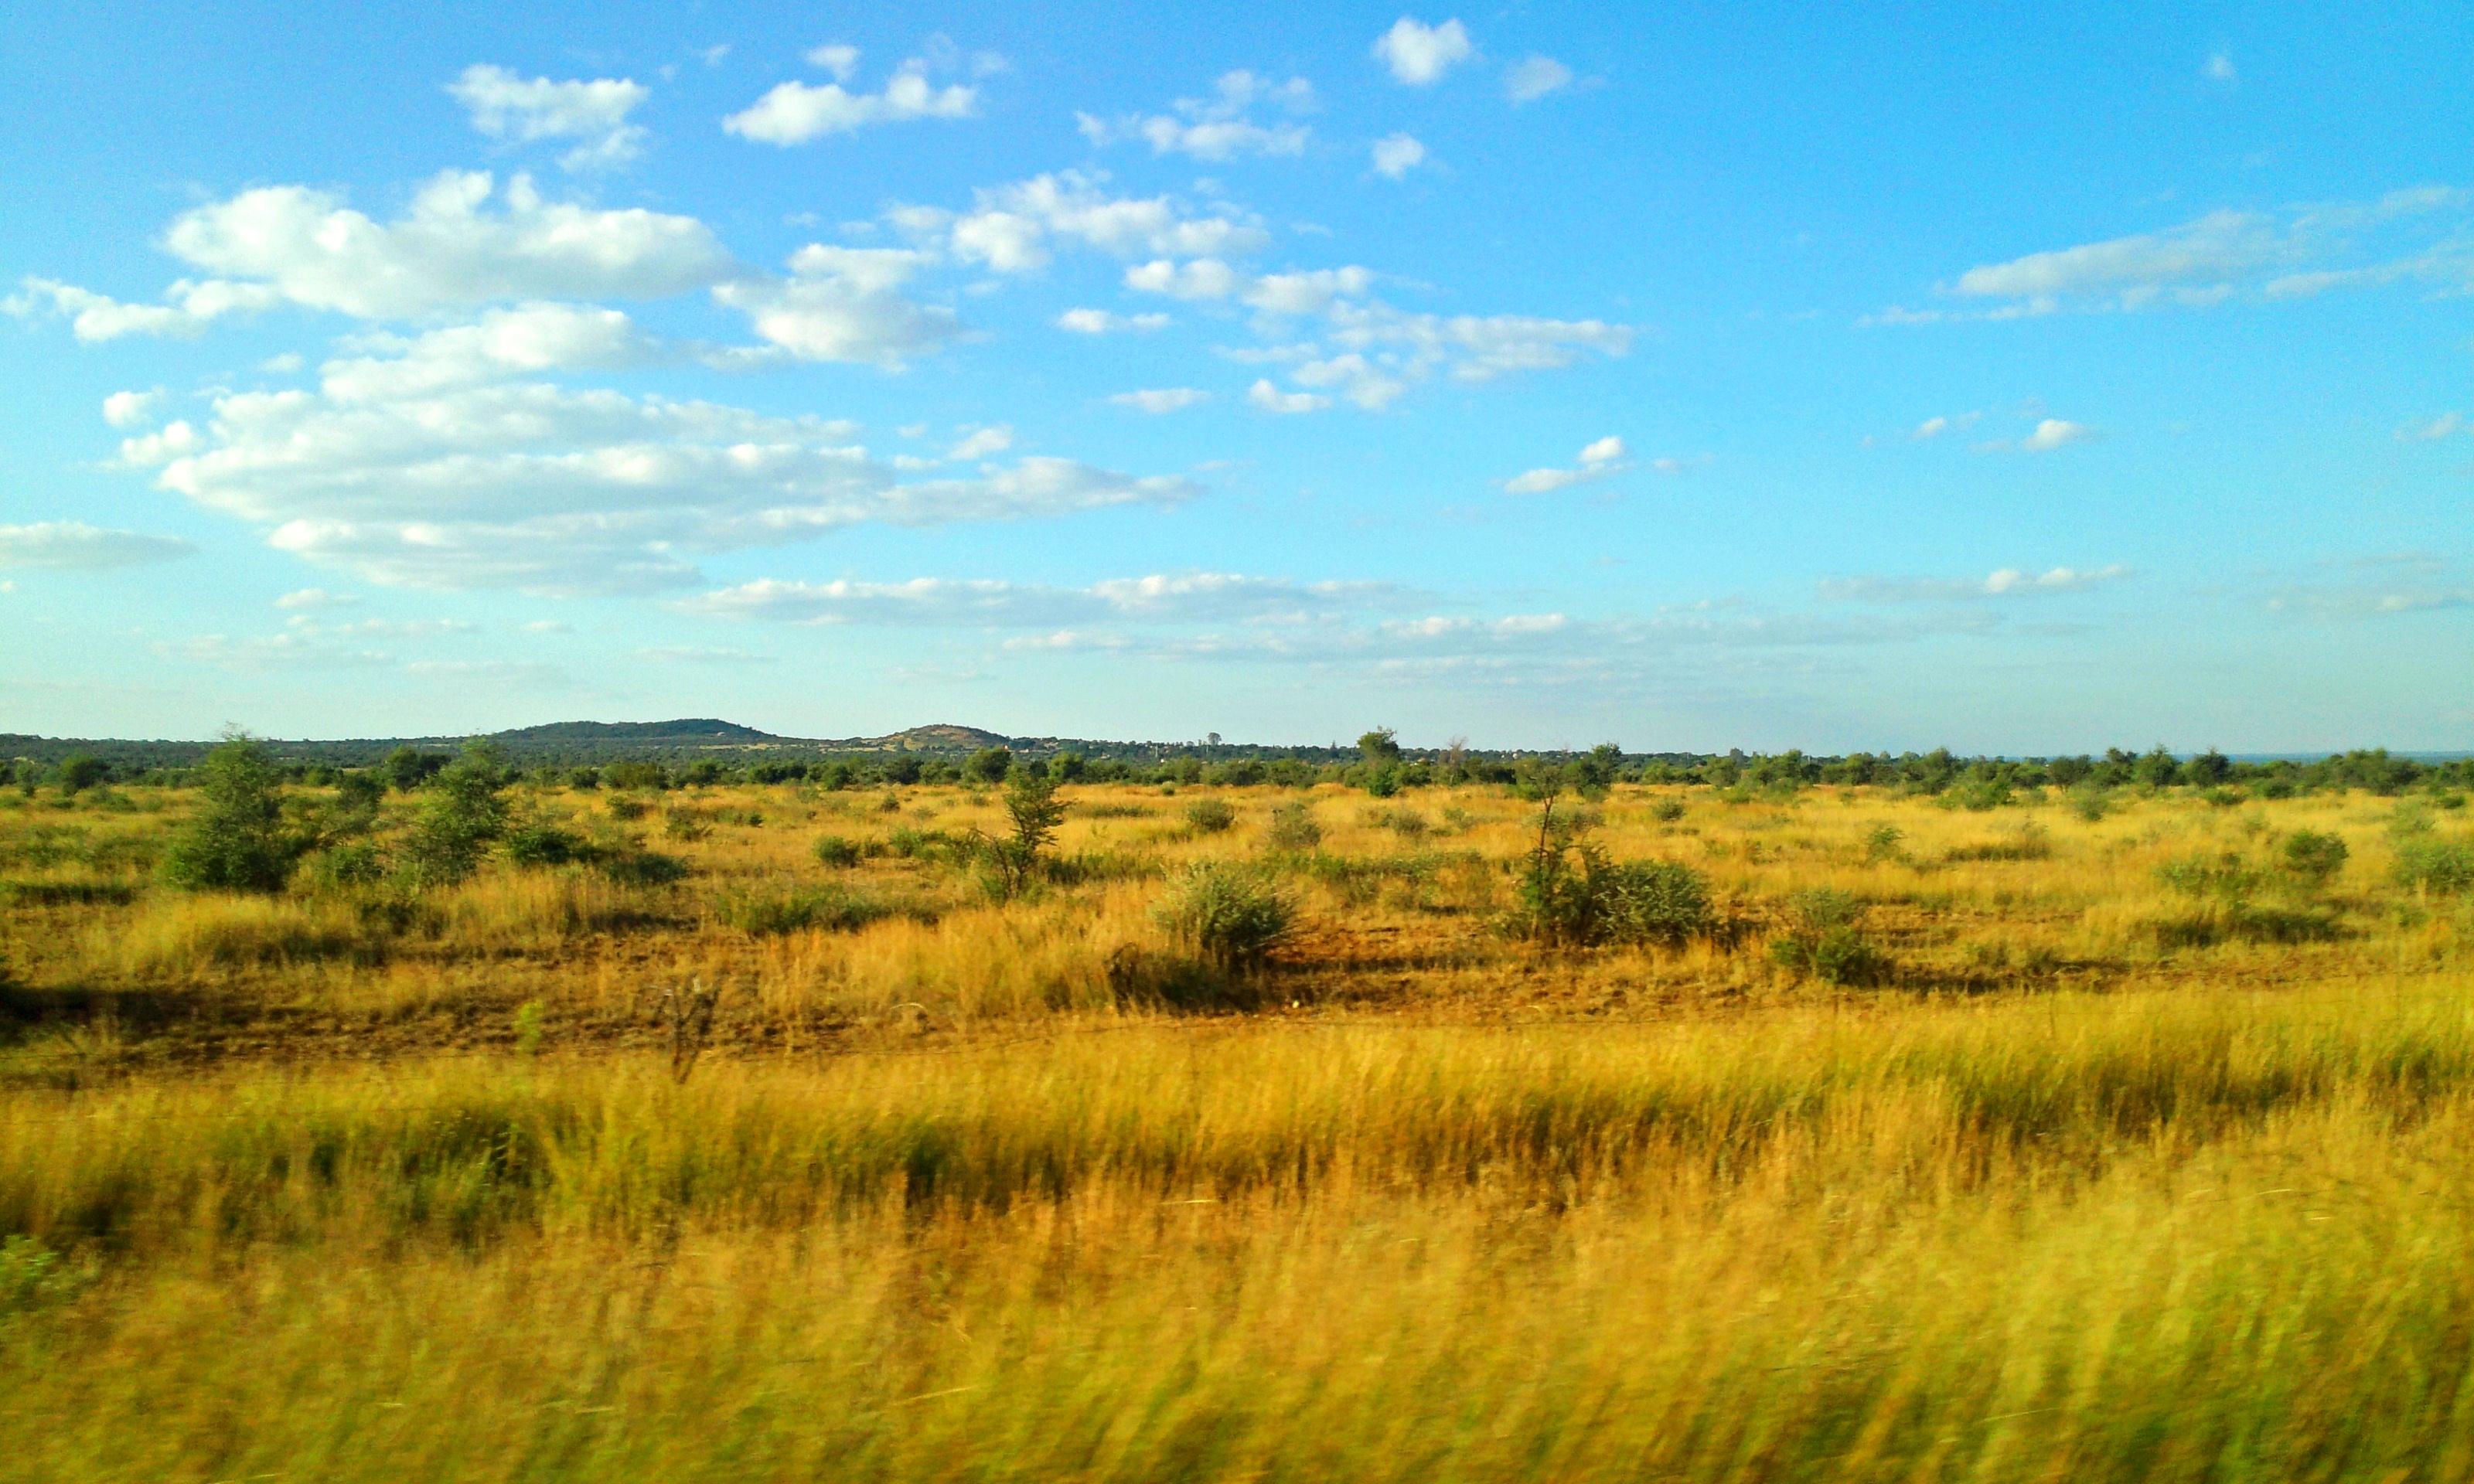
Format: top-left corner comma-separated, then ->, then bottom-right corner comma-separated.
1183,798 -> 1237,834
503,821 -> 587,867
1506,823 -> 1714,948
714,883 -> 915,936
2280,830 -> 2349,887
2155,850 -> 2265,900
159,735 -> 305,893
1649,798 -> 1688,824
1862,823 -> 1906,864
1154,863 -> 1296,968
2394,839 -> 2474,896
396,744 -> 510,890
1767,890 -> 1892,985
812,834 -> 864,868
1265,800 -> 1322,851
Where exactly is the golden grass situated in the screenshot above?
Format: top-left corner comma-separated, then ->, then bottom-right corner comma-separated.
4,780 -> 2474,1477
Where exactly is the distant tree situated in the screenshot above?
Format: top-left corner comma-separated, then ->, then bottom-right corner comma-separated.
1358,728 -> 1403,768
161,734 -> 302,893
397,743 -> 511,888
383,745 -> 448,791
964,747 -> 1014,785
54,754 -> 107,794
2179,748 -> 2234,787
2134,746 -> 2182,789
882,754 -> 924,785
1050,751 -> 1088,783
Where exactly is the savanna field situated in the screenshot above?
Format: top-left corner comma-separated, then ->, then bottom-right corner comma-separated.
6,748 -> 2474,1482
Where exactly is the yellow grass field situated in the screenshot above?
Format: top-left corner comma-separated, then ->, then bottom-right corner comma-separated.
5,775 -> 2473,1480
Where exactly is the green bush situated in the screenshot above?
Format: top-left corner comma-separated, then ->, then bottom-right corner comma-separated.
1154,863 -> 1296,968
159,735 -> 304,893
2394,839 -> 2474,896
714,883 -> 915,936
503,821 -> 587,867
2280,829 -> 2349,887
1265,800 -> 1322,851
812,834 -> 864,868
1767,890 -> 1892,985
1648,798 -> 1688,824
396,744 -> 510,890
1183,798 -> 1237,834
1506,827 -> 1714,948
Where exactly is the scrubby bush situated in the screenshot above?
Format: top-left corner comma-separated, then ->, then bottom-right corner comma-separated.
502,819 -> 588,868
714,883 -> 913,936
1506,803 -> 1715,948
2155,850 -> 2266,900
1767,889 -> 1891,985
1155,862 -> 1296,968
2394,839 -> 2474,896
812,834 -> 864,868
1265,800 -> 1322,852
1649,798 -> 1687,824
1183,798 -> 1237,834
980,768 -> 1067,899
159,735 -> 304,893
396,744 -> 510,889
2280,829 -> 2349,887
1862,823 -> 1905,864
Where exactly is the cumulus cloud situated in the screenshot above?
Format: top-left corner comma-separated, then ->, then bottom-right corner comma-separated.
947,424 -> 1014,460
38,172 -> 737,324
1078,70 -> 1314,160
1057,307 -> 1171,334
1108,388 -> 1210,413
1910,411 -> 1980,441
1373,17 -> 1474,85
713,244 -> 959,366
448,64 -> 650,171
9,276 -> 281,342
1504,56 -> 1573,103
680,570 -> 1397,627
102,390 -> 159,427
1370,132 -> 1426,179
894,172 -> 1269,275
723,53 -> 977,144
316,301 -> 662,400
1820,564 -> 2130,602
1248,379 -> 1329,414
109,328 -> 1194,595
0,521 -> 197,570
1503,434 -> 1630,494
2017,418 -> 2093,451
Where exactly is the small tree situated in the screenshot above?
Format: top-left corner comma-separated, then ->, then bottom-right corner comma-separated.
980,768 -> 1065,898
54,754 -> 107,795
964,747 -> 1014,785
397,743 -> 510,888
162,734 -> 302,893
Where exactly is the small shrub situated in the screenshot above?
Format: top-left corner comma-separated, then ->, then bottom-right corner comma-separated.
159,735 -> 304,893
1363,806 -> 1432,839
306,842 -> 387,890
1265,800 -> 1323,851
1767,890 -> 1892,985
1649,798 -> 1688,824
2394,839 -> 2474,896
1183,798 -> 1237,834
2280,829 -> 2349,887
503,821 -> 587,868
663,807 -> 716,842
812,834 -> 864,868
714,883 -> 917,936
1154,863 -> 1296,968
1862,823 -> 1905,864
397,744 -> 511,889
2155,850 -> 2265,900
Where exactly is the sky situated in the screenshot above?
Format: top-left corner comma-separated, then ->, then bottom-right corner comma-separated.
2,2 -> 2469,753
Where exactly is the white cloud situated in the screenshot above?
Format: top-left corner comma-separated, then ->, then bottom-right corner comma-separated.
274,587 -> 359,611
1125,257 -> 1246,300
1248,379 -> 1329,414
948,424 -> 1014,460
1910,412 -> 1982,440
2204,51 -> 2237,84
1108,387 -> 1210,413
102,390 -> 159,427
1373,18 -> 1474,85
1078,70 -> 1315,160
897,172 -> 1269,275
114,329 -> 1196,595
2018,418 -> 2093,452
9,276 -> 282,342
90,172 -> 737,322
714,244 -> 959,366
317,301 -> 661,400
1290,352 -> 1406,410
1244,266 -> 1375,315
1056,308 -> 1171,334
723,56 -> 976,144
448,64 -> 650,171
806,44 -> 860,80
114,420 -> 199,465
0,521 -> 196,570
1370,132 -> 1426,179
1504,435 -> 1630,494
1505,56 -> 1573,103
1821,564 -> 2131,602
681,570 -> 1395,626
2402,411 -> 2463,441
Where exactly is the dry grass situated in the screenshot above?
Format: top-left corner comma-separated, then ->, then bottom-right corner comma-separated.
3,779 -> 2473,1478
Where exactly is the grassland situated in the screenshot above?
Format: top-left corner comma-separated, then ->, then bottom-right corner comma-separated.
3,773 -> 2472,1480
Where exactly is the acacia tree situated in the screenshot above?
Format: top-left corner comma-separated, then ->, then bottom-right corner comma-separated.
162,733 -> 302,893
981,768 -> 1065,898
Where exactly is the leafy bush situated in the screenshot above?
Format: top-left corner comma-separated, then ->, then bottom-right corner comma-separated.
1862,823 -> 1905,864
1505,812 -> 1714,948
1363,805 -> 1432,839
502,820 -> 588,867
1265,800 -> 1322,851
1183,798 -> 1237,834
662,807 -> 716,842
714,883 -> 915,936
2280,829 -> 2349,887
396,744 -> 510,890
1767,890 -> 1892,985
2155,850 -> 2266,900
305,842 -> 387,890
811,834 -> 864,868
1649,798 -> 1688,824
2394,839 -> 2474,896
159,735 -> 305,893
980,770 -> 1067,899
1154,862 -> 1296,968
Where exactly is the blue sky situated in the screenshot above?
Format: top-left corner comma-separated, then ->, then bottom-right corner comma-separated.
2,2 -> 2468,751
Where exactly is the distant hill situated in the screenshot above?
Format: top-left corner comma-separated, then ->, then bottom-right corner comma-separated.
489,719 -> 782,746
